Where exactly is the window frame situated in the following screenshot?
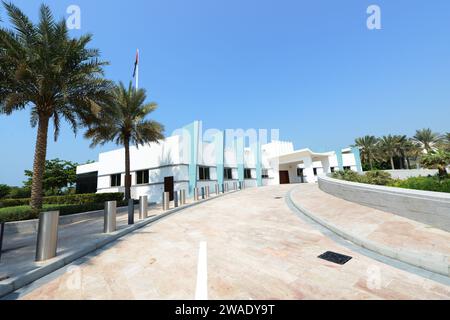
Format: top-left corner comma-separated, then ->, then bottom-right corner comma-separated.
136,170 -> 149,185
198,166 -> 211,181
224,167 -> 233,180
110,174 -> 121,187
244,168 -> 252,179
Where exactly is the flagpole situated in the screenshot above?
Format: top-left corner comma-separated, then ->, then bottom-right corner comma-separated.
135,49 -> 139,91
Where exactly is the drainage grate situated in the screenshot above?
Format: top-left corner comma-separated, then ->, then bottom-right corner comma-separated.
274,196 -> 283,199
318,251 -> 352,265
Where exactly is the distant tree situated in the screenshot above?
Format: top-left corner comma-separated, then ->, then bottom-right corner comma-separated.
412,128 -> 442,153
0,184 -> 11,199
353,136 -> 379,170
84,82 -> 164,200
7,186 -> 31,199
24,159 -> 78,196
379,135 -> 401,170
0,3 -> 111,211
420,150 -> 450,180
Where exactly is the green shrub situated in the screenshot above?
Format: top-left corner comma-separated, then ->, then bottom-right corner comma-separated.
363,170 -> 393,185
0,192 -> 124,208
0,200 -> 128,223
391,176 -> 450,193
331,170 -> 363,183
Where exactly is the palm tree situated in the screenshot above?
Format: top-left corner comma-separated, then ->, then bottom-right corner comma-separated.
84,82 -> 164,200
353,136 -> 379,170
404,139 -> 423,169
421,150 -> 450,180
0,3 -> 111,211
412,128 -> 442,153
379,135 -> 400,169
394,135 -> 409,169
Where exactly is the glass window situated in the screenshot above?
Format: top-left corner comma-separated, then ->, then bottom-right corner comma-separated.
297,168 -> 304,177
330,167 -> 335,173
343,166 -> 351,171
136,170 -> 149,185
110,174 -> 121,187
244,168 -> 252,179
262,169 -> 269,178
313,168 -> 318,176
224,168 -> 233,180
199,166 -> 210,180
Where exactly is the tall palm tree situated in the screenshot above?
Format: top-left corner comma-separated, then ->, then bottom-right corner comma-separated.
84,82 -> 164,200
412,128 -> 442,153
394,135 -> 409,169
0,3 -> 111,211
379,135 -> 400,169
404,139 -> 423,169
353,135 -> 379,170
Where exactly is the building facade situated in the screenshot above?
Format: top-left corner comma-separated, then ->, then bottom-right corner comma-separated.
76,121 -> 362,203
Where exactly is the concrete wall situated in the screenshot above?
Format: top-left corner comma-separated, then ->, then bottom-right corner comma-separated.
318,176 -> 450,232
383,169 -> 438,180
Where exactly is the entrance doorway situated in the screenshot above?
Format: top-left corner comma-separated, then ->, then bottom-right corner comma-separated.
279,171 -> 290,184
164,176 -> 174,201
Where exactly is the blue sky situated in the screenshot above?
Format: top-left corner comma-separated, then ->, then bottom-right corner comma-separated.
1,0 -> 450,186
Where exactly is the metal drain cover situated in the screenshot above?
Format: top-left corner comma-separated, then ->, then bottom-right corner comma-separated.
318,251 -> 352,265
274,196 -> 283,199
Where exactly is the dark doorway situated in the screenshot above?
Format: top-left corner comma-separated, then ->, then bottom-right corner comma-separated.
164,176 -> 174,201
279,171 -> 290,184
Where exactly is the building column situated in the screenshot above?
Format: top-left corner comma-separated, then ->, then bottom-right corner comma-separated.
302,157 -> 315,183
335,149 -> 344,171
183,121 -> 200,197
352,147 -> 363,172
236,136 -> 245,183
214,131 -> 225,187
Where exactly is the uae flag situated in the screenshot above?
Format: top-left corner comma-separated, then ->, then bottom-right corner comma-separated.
132,49 -> 139,78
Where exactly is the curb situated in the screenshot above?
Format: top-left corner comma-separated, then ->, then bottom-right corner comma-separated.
287,187 -> 450,278
0,190 -> 239,298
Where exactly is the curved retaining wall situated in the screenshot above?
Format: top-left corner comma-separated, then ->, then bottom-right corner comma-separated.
318,176 -> 450,232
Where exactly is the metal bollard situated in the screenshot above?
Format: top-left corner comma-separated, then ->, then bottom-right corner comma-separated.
163,192 -> 170,211
139,196 -> 148,219
194,187 -> 199,201
104,201 -> 117,234
234,182 -> 237,190
35,211 -> 59,262
180,190 -> 186,205
215,184 -> 219,195
201,187 -> 205,199
205,186 -> 210,199
225,183 -> 229,192
128,199 -> 134,225
174,191 -> 179,208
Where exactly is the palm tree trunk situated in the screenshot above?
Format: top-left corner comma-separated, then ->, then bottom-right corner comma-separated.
390,157 -> 395,170
369,158 -> 374,171
30,115 -> 50,211
124,137 -> 131,200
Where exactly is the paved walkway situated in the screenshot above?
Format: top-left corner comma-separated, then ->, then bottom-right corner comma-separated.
10,185 -> 450,300
0,205 -> 161,280
290,184 -> 450,275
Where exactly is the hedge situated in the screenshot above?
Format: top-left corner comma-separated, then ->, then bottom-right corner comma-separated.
0,200 -> 128,223
391,176 -> 450,193
0,192 -> 124,209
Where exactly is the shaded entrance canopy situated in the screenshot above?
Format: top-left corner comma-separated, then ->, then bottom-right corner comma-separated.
276,148 -> 334,165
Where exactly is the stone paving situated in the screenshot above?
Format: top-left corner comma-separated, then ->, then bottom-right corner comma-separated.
290,184 -> 450,275
10,185 -> 450,300
0,202 -> 182,280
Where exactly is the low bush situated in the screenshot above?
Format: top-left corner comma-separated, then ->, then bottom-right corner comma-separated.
0,192 -> 124,208
0,200 -> 128,223
331,170 -> 363,183
363,170 -> 393,185
391,176 -> 450,193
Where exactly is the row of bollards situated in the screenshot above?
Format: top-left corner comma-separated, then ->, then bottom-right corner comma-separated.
32,182 -> 246,263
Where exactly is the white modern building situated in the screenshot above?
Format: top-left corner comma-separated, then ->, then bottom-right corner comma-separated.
76,121 -> 362,203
